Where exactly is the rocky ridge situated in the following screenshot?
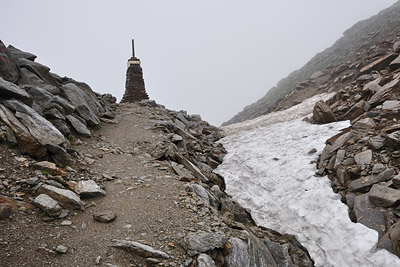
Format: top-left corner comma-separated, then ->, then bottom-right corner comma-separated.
0,42 -> 313,266
223,0 -> 400,126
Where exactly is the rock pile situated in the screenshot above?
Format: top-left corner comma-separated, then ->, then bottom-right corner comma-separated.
0,40 -> 117,166
312,39 -> 400,257
137,100 -> 314,266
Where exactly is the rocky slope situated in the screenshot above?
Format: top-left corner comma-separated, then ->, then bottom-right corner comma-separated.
310,38 -> 400,258
223,0 -> 400,126
0,42 -> 313,266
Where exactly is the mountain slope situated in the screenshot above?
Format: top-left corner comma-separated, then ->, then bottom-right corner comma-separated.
223,0 -> 400,126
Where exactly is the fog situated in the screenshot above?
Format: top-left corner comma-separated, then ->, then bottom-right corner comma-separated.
1,0 -> 397,125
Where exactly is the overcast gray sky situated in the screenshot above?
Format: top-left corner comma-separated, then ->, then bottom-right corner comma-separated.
1,0 -> 397,126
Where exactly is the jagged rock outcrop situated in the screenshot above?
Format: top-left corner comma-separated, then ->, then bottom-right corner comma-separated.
223,0 -> 400,126
0,40 -> 117,165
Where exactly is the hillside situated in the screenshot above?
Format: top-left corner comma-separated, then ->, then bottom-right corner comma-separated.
223,0 -> 400,126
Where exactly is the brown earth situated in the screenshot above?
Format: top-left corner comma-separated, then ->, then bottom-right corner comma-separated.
0,103 -> 228,267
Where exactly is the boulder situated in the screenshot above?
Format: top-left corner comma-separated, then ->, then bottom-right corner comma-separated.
348,168 -> 395,192
359,53 -> 399,74
311,71 -> 324,79
7,45 -> 37,61
17,68 -> 46,87
187,184 -> 219,209
0,77 -> 32,106
0,40 -> 19,83
0,104 -> 46,157
3,99 -> 66,147
33,194 -> 62,217
181,231 -> 228,256
61,83 -> 100,126
112,240 -> 169,259
225,238 -> 250,267
74,180 -> 106,198
66,115 -> 91,137
312,100 -> 337,124
369,184 -> 400,207
354,193 -> 387,238
37,184 -> 84,210
197,253 -> 216,267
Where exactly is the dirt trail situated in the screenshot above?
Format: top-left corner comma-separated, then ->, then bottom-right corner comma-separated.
0,103 -> 224,267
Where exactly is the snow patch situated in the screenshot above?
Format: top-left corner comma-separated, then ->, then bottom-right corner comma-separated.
216,96 -> 400,266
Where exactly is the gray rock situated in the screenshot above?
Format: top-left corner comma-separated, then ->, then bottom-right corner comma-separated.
382,100 -> 400,110
0,41 -> 19,83
264,239 -> 290,267
187,184 -> 219,209
33,194 -> 62,217
329,132 -> 353,155
17,68 -> 45,86
55,245 -> 67,254
372,163 -> 385,174
386,130 -> 400,146
312,100 -> 337,124
177,112 -> 190,126
360,53 -> 398,74
354,150 -> 372,166
66,115 -> 91,137
0,104 -> 46,157
61,83 -> 100,126
3,99 -> 65,147
0,77 -> 32,105
112,240 -> 169,259
348,168 -> 395,192
225,238 -> 250,267
181,231 -> 228,256
197,253 -> 216,267
18,58 -> 58,86
354,193 -> 387,238
37,184 -> 84,210
93,210 -> 116,223
367,77 -> 400,108
378,220 -> 400,253
75,180 -> 106,198
369,184 -> 400,207
7,45 -> 37,61
140,99 -> 157,107
369,136 -> 386,150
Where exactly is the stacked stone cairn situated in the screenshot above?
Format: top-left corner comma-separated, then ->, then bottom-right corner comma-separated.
121,39 -> 149,103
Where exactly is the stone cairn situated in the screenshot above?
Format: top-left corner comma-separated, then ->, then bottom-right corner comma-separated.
121,39 -> 149,102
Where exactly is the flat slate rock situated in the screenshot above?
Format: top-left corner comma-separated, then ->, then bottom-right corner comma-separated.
75,180 -> 106,198
182,231 -> 228,256
369,184 -> 400,207
112,240 -> 169,259
348,168 -> 395,192
38,184 -> 84,210
0,77 -> 32,105
33,194 -> 62,217
93,210 -> 116,223
66,115 -> 91,137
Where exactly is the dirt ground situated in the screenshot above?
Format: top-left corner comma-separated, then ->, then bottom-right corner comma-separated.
0,103 -> 226,267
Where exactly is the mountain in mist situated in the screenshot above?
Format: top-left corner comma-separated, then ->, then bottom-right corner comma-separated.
222,0 -> 400,126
